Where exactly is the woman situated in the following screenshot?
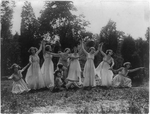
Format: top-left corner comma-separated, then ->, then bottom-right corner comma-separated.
81,40 -> 100,87
66,46 -> 82,89
96,43 -> 114,87
25,41 -> 45,90
41,41 -> 54,89
112,62 -> 144,87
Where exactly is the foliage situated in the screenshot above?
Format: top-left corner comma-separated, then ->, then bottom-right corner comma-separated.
38,1 -> 90,50
99,19 -> 124,53
1,80 -> 149,113
1,1 -> 18,76
19,1 -> 40,66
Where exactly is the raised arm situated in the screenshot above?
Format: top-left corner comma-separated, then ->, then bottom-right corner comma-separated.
129,67 -> 144,73
81,40 -> 88,55
100,43 -> 106,56
36,41 -> 43,55
42,41 -> 46,55
94,44 -> 100,56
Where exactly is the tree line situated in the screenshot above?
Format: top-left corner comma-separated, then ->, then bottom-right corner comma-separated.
1,1 -> 149,85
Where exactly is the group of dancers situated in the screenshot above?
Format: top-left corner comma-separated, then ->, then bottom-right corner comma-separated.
8,39 -> 144,94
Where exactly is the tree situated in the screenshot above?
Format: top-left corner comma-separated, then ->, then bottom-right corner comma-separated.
99,19 -> 124,53
38,1 -> 90,50
19,1 -> 40,66
145,27 -> 149,43
1,1 -> 16,76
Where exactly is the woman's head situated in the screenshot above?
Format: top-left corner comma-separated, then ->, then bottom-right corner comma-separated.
57,63 -> 63,69
106,49 -> 113,56
9,63 -> 21,72
28,47 -> 38,54
45,45 -> 52,52
123,62 -> 131,68
73,46 -> 78,53
64,48 -> 70,54
90,47 -> 95,54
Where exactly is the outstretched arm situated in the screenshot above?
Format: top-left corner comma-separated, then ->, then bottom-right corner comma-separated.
94,44 -> 100,56
49,52 -> 61,57
110,67 -> 123,73
129,67 -> 144,73
20,63 -> 31,73
36,41 -> 43,55
100,43 -> 106,56
8,75 -> 13,79
81,40 -> 88,55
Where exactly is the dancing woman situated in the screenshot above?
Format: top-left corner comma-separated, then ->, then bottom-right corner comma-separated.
81,40 -> 100,87
112,62 -> 144,87
66,46 -> 82,89
8,63 -> 30,94
41,41 -> 55,89
25,41 -> 45,90
96,43 -> 114,87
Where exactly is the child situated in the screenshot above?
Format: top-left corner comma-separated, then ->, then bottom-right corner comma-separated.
112,62 -> 144,87
8,63 -> 30,94
25,41 -> 45,90
54,69 -> 64,91
96,43 -> 114,87
66,46 -> 82,89
81,40 -> 100,87
41,41 -> 54,89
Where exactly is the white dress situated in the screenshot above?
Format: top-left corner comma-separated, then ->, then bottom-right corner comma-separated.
67,53 -> 82,84
96,57 -> 114,86
10,71 -> 30,94
41,53 -> 54,88
112,68 -> 132,87
83,53 -> 96,87
25,54 -> 45,89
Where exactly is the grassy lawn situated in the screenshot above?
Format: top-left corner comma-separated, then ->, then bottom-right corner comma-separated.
1,79 -> 149,113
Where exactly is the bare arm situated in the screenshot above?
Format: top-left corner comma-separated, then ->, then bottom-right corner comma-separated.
81,40 -> 88,55
94,44 -> 100,56
8,74 -> 13,79
129,67 -> 144,73
36,42 -> 43,55
42,41 -> 46,55
110,67 -> 123,73
20,63 -> 31,72
49,52 -> 61,57
110,58 -> 115,68
100,43 -> 106,56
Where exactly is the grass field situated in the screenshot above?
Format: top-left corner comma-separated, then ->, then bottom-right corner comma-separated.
1,79 -> 149,113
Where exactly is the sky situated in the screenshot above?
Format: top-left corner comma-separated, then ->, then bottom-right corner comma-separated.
12,0 -> 149,39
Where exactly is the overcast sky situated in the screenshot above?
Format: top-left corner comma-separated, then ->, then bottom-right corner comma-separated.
12,0 -> 149,39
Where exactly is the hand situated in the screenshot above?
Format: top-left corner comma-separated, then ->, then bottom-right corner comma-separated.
140,67 -> 144,69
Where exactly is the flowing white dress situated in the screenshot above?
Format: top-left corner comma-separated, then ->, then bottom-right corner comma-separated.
96,57 -> 114,86
41,53 -> 54,88
112,68 -> 132,87
66,53 -> 82,84
10,71 -> 30,94
25,54 -> 45,89
83,53 -> 96,87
